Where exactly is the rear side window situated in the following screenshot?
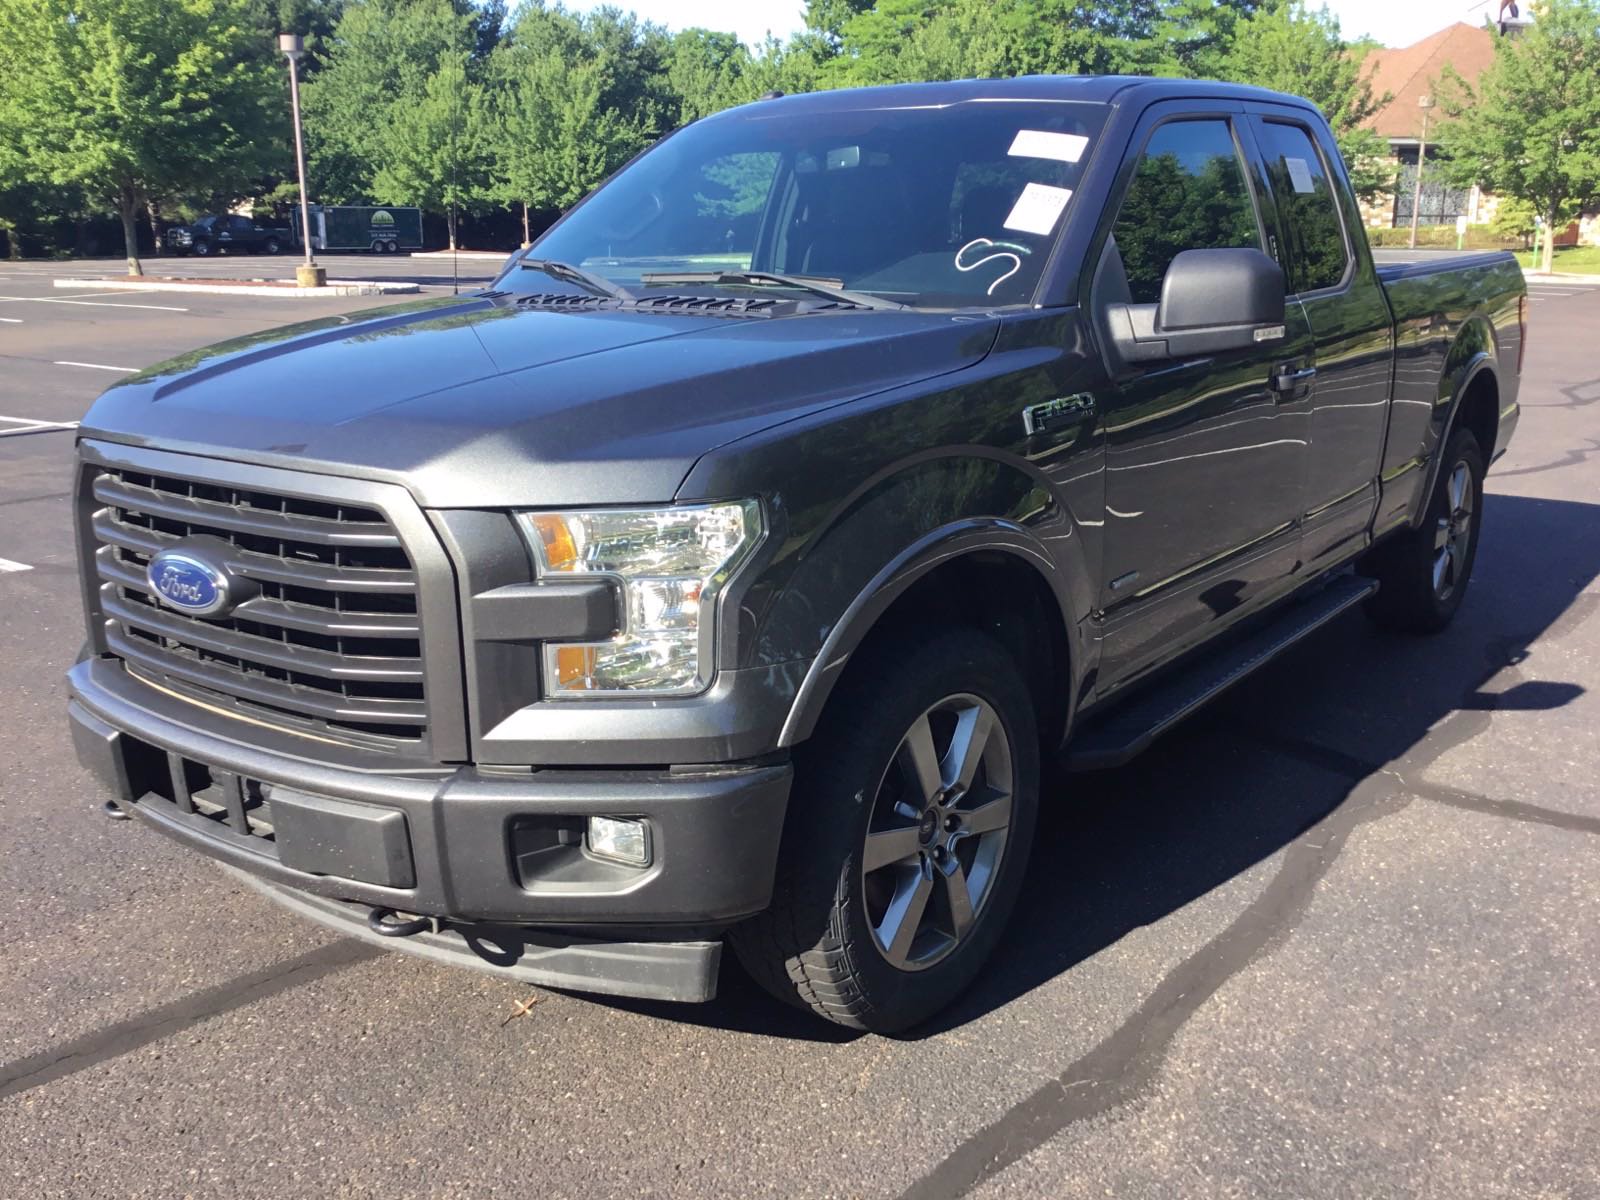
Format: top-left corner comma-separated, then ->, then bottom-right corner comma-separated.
1112,119 -> 1260,305
1257,121 -> 1349,293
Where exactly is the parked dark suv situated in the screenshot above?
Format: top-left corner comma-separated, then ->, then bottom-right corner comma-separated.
71,76 -> 1524,1032
164,214 -> 289,257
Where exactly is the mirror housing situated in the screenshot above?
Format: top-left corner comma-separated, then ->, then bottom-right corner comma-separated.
1107,247 -> 1286,364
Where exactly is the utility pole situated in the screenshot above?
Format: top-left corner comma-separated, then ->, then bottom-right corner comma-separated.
279,34 -> 326,288
1407,94 -> 1437,251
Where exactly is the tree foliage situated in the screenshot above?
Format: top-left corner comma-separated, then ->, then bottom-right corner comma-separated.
6,0 -> 1569,260
1214,1 -> 1395,200
0,0 -> 284,273
1435,0 -> 1600,273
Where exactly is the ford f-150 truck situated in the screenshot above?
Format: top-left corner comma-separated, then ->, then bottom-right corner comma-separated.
68,77 -> 1524,1032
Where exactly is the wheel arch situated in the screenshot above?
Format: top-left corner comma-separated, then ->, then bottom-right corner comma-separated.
776,522 -> 1081,753
1413,334 -> 1499,530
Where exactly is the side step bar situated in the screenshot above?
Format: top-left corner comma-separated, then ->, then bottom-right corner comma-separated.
1066,574 -> 1378,771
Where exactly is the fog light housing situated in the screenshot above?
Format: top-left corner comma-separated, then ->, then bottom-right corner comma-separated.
587,816 -> 651,866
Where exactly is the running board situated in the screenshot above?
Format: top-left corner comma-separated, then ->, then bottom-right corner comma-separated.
1066,574 -> 1378,771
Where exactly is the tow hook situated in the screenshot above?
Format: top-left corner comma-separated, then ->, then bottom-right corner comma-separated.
366,907 -> 433,938
102,800 -> 132,821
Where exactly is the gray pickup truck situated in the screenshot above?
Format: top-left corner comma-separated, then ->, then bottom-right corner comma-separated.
68,76 -> 1524,1032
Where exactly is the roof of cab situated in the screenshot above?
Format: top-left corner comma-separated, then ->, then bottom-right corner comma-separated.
715,75 -> 1320,119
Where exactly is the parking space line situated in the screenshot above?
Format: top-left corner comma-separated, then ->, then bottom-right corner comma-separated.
0,294 -> 190,312
0,557 -> 32,573
0,317 -> 20,323
53,360 -> 137,372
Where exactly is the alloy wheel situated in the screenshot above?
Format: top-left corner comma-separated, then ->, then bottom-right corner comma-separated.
861,694 -> 1014,971
1433,460 -> 1474,600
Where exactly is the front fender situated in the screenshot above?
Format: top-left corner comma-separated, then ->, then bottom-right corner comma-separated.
748,451 -> 1093,748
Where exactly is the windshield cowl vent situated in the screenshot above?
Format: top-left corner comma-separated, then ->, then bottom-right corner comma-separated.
505,292 -> 871,319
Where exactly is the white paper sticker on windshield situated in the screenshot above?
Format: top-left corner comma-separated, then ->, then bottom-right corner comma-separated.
1008,129 -> 1089,164
1003,183 -> 1073,237
1285,157 -> 1316,193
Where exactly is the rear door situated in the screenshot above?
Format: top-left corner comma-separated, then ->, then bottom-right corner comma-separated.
1088,105 -> 1314,686
1247,111 -> 1392,566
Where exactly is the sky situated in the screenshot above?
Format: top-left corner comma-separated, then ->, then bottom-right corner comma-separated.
557,0 -> 1504,51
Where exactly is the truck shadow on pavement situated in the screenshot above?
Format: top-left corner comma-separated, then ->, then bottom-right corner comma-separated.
601,492 -> 1598,1042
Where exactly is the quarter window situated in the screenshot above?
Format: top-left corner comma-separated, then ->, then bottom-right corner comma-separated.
1257,122 -> 1349,293
1112,119 -> 1261,305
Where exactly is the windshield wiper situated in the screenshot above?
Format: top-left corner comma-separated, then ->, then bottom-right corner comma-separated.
519,257 -> 634,301
639,270 -> 904,311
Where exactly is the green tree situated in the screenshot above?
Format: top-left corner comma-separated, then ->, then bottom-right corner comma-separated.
372,53 -> 493,249
0,0 -> 284,274
300,0 -> 483,203
1436,0 -> 1600,274
1214,1 -> 1394,200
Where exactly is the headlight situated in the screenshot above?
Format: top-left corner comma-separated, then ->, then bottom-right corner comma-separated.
515,500 -> 763,698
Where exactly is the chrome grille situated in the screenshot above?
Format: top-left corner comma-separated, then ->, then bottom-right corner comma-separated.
88,465 -> 429,750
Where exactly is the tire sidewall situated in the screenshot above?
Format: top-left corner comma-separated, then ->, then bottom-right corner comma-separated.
804,629 -> 1040,1031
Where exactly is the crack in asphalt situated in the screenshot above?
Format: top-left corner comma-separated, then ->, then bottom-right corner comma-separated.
0,940 -> 382,1102
900,600 -> 1592,1198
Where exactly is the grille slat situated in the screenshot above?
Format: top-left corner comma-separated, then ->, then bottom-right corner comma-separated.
92,475 -> 403,549
88,464 -> 429,749
93,510 -> 417,593
103,592 -> 424,684
97,550 -> 421,634
108,627 -> 428,727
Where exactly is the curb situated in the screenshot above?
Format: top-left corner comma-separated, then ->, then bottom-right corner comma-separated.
1521,269 -> 1600,283
52,277 -> 420,298
408,250 -> 513,261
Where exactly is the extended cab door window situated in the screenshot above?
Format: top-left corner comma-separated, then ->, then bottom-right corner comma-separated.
1253,121 -> 1350,294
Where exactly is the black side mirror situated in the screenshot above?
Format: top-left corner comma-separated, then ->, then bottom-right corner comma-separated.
1107,247 -> 1286,364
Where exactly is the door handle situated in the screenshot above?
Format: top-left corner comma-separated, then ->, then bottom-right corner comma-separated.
1270,365 -> 1316,395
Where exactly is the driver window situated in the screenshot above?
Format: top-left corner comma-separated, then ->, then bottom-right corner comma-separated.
1112,119 -> 1261,304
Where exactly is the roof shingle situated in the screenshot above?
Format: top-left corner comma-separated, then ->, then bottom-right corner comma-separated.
1360,22 -> 1498,139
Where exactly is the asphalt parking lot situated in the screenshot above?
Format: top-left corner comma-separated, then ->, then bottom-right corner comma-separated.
2,254 -> 1597,1199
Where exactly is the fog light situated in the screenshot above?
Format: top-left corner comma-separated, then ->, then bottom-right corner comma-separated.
587,816 -> 651,866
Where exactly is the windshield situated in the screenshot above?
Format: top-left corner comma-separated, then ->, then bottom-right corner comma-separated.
193,216 -> 219,229
519,98 -> 1107,309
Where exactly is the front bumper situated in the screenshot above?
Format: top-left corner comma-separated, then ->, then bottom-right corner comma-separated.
68,658 -> 792,1002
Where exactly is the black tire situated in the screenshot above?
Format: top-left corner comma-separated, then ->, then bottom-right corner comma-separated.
1361,428 -> 1485,633
263,237 -> 281,255
731,627 -> 1039,1033
192,240 -> 211,257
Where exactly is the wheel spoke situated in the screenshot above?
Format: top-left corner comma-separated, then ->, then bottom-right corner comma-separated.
961,791 -> 1012,836
1433,547 -> 1449,592
878,867 -> 934,967
1434,517 -> 1451,552
940,859 -> 976,940
898,714 -> 943,804
942,702 -> 994,793
1448,464 -> 1467,514
862,825 -> 924,874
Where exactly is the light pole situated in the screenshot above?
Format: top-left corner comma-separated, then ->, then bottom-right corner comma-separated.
1407,94 -> 1437,251
278,34 -> 325,288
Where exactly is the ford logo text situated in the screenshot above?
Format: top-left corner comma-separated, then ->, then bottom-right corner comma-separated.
146,550 -> 231,617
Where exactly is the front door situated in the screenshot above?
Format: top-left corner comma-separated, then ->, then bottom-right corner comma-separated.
1091,111 -> 1314,687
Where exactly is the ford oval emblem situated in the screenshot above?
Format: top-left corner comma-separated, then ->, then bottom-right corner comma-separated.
147,549 -> 231,617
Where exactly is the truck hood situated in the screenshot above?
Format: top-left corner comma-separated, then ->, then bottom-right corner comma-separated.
82,294 -> 999,506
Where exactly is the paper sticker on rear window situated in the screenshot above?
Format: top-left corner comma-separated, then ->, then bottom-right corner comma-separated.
1008,130 -> 1089,164
1003,183 -> 1073,237
1285,157 -> 1316,193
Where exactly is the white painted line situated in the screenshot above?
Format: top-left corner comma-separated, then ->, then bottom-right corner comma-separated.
0,557 -> 32,573
0,415 -> 80,430
0,293 -> 189,312
0,317 -> 21,323
54,360 -> 137,373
